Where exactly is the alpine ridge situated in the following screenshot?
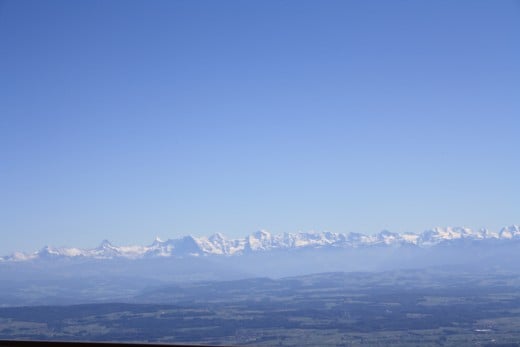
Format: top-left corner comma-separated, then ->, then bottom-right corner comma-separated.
3,225 -> 519,262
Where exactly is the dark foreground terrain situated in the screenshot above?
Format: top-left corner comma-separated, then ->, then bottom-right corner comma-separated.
2,268 -> 520,346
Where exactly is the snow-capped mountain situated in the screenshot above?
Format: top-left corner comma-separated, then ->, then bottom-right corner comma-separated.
2,225 -> 519,262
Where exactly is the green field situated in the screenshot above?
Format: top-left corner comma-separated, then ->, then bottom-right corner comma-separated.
2,269 -> 520,346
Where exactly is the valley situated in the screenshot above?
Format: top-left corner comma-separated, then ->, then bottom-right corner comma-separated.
2,269 -> 520,346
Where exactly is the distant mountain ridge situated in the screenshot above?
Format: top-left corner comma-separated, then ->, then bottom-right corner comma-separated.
3,225 -> 520,262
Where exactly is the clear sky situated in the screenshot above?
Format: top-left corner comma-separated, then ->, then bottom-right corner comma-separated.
1,0 -> 519,255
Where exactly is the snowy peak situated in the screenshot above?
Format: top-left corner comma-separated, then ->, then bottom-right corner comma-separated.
37,246 -> 61,258
417,226 -> 489,245
94,240 -> 120,256
98,239 -> 113,248
246,230 -> 273,251
374,230 -> 404,245
499,225 -> 520,239
3,225 -> 520,262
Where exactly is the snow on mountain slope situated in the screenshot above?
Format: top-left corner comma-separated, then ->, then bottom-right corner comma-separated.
2,225 -> 519,262
499,225 -> 520,239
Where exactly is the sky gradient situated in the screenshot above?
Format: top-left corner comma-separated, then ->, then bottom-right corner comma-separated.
1,0 -> 519,255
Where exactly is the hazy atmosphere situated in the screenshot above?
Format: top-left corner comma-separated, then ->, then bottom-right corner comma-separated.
1,0 -> 519,255
2,2 -> 520,346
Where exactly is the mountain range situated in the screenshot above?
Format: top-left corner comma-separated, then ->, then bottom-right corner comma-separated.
3,225 -> 520,262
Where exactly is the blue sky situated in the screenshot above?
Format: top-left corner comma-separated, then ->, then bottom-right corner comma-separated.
1,0 -> 519,254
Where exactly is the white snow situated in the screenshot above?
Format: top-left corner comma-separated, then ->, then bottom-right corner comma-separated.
2,225 -> 519,262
